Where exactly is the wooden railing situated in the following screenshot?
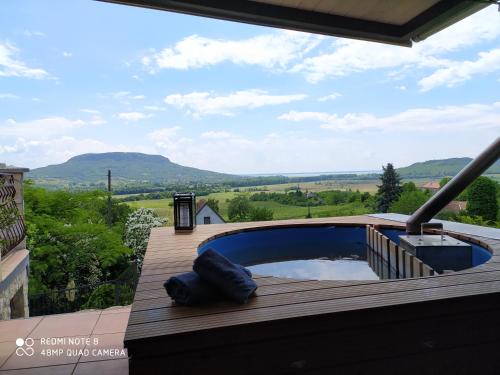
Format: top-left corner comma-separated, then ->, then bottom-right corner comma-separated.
0,174 -> 26,258
366,225 -> 435,278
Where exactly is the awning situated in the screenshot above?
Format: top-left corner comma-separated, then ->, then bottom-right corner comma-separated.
97,0 -> 492,46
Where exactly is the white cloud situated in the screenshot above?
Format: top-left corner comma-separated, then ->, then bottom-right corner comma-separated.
23,30 -> 45,38
200,131 -> 234,139
164,89 -> 307,117
80,109 -> 100,114
0,42 -> 49,79
148,126 -> 181,139
290,38 -> 449,83
100,91 -> 146,104
146,108 -> 499,174
419,48 -> 500,91
279,102 -> 500,132
396,85 -> 407,91
148,127 -> 194,160
278,111 -> 331,123
143,30 -> 322,72
112,91 -> 130,98
88,115 -> 107,125
317,93 -> 342,102
149,127 -> 366,174
416,6 -> 500,53
117,112 -> 152,121
0,136 -> 137,169
62,51 -> 73,58
0,117 -> 85,138
144,105 -> 165,111
290,6 -> 500,83
0,93 -> 20,99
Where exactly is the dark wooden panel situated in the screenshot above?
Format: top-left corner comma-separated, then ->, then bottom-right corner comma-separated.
125,216 -> 500,375
128,292 -> 500,374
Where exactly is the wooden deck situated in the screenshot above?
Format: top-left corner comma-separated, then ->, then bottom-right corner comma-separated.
125,216 -> 500,374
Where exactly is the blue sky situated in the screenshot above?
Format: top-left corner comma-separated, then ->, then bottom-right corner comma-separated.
0,0 -> 499,174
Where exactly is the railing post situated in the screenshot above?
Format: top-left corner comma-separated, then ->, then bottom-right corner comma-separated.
406,138 -> 500,233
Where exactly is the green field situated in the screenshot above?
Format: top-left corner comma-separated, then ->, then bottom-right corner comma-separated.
239,179 -> 380,193
123,176 -> 445,224
125,191 -> 373,224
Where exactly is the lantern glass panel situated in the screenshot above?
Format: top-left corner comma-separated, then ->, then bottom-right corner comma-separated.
174,192 -> 196,231
178,202 -> 190,227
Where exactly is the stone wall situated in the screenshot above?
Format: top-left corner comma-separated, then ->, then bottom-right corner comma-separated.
0,166 -> 29,320
0,265 -> 29,320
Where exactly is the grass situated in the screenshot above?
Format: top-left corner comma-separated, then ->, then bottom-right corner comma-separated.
125,191 -> 373,224
126,199 -> 173,222
122,176 -> 444,224
239,179 -> 380,193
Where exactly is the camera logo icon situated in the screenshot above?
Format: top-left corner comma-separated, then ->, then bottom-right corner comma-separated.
15,338 -> 34,356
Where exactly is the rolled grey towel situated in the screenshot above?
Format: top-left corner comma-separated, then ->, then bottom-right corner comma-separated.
193,249 -> 257,304
164,265 -> 252,306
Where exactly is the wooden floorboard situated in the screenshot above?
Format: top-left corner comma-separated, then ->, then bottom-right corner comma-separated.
130,268 -> 500,313
125,215 -> 500,374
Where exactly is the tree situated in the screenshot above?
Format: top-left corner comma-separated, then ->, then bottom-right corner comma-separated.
389,190 -> 430,215
376,163 -> 403,213
439,177 -> 452,188
206,198 -> 220,213
249,207 -> 273,221
227,196 -> 252,222
124,208 -> 166,266
402,182 -> 417,192
24,184 -> 133,294
467,176 -> 498,222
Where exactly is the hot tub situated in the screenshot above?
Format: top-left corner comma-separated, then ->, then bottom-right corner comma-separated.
198,225 -> 492,281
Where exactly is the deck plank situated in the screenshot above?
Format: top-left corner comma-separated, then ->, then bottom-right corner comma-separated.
125,215 -> 500,371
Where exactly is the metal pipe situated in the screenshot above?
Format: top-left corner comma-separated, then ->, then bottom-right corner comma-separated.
406,137 -> 500,233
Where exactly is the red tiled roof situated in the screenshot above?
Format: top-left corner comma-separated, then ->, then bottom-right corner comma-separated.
443,200 -> 467,213
196,199 -> 207,212
421,181 -> 441,190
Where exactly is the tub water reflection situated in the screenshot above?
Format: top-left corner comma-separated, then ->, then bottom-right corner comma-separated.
247,257 -> 381,281
197,225 -> 491,281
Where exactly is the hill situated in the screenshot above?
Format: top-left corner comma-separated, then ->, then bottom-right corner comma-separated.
397,157 -> 500,178
28,152 -> 241,187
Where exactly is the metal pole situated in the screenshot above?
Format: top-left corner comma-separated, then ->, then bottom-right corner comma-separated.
406,138 -> 500,233
107,170 -> 112,227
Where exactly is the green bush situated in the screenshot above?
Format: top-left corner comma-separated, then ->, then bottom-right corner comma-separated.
82,283 -> 134,310
389,190 -> 430,215
467,176 -> 498,222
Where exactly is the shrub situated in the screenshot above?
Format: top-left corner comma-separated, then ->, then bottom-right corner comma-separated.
249,207 -> 274,221
467,176 -> 498,222
124,208 -> 166,266
82,283 -> 134,310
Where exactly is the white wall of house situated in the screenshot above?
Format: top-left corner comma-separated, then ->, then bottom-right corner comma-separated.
196,205 -> 225,225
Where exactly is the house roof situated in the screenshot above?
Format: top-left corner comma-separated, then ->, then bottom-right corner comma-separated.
422,181 -> 441,190
196,199 -> 207,212
97,0 -> 490,46
196,199 -> 226,222
444,200 -> 467,213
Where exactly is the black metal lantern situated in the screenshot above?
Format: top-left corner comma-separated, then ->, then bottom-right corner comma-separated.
173,192 -> 196,232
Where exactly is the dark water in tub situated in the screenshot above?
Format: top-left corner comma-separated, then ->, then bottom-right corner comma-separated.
197,226 -> 491,281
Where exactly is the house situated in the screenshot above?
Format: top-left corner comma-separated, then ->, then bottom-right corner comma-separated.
421,181 -> 441,193
196,199 -> 225,225
443,200 -> 467,214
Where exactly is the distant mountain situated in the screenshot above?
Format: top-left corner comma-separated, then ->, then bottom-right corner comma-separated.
28,152 -> 241,186
397,157 -> 500,178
